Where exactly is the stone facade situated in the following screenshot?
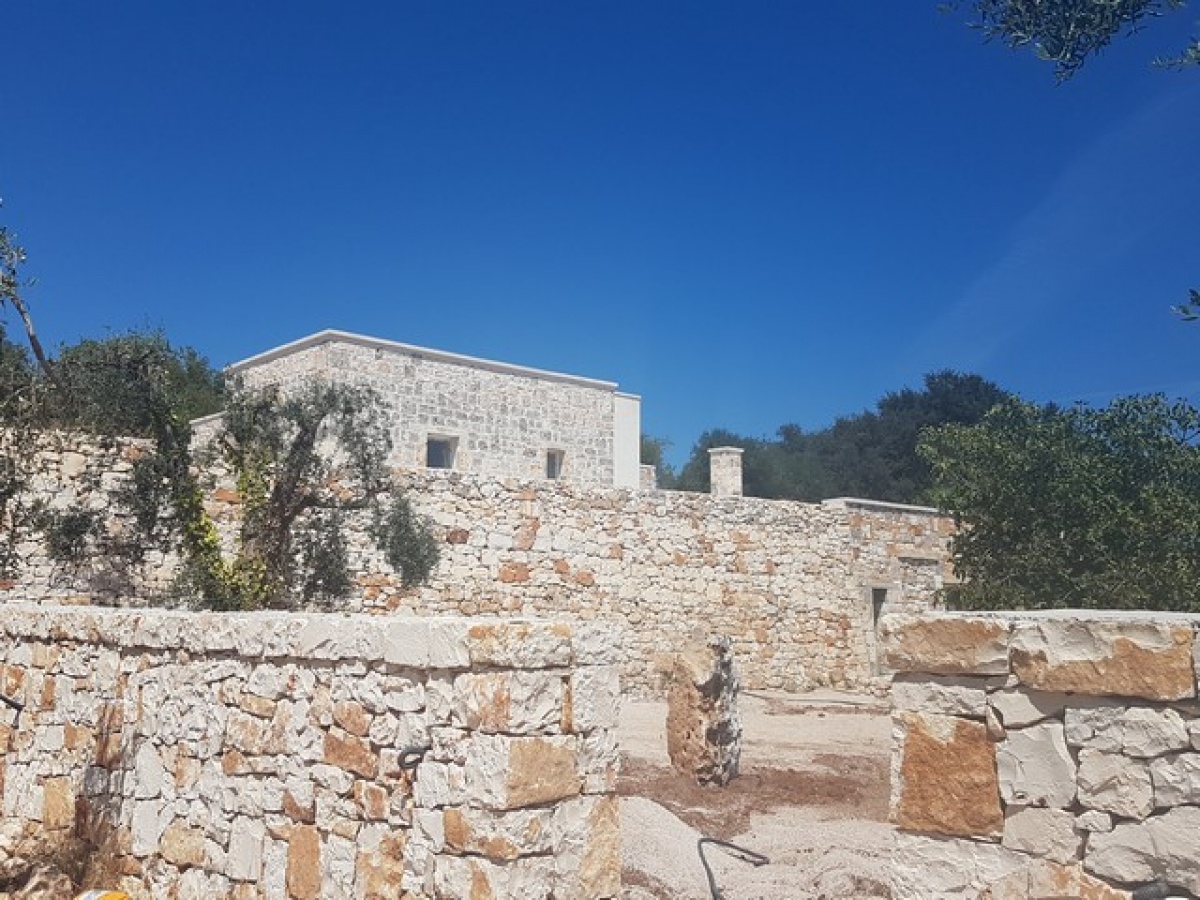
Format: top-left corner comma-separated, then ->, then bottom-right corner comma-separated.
1,436 -> 954,696
884,610 -> 1200,899
0,604 -> 620,899
213,330 -> 642,489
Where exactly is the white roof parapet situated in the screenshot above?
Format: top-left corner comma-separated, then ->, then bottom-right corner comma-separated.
225,329 -> 621,392
822,497 -> 942,515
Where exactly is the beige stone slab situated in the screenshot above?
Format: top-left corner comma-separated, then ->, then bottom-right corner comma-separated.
880,614 -> 1011,676
892,711 -> 1003,839
1010,619 -> 1196,701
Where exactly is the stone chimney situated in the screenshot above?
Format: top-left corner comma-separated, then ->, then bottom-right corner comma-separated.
639,464 -> 658,491
708,447 -> 744,497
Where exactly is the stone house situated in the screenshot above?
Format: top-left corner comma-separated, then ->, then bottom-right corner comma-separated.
202,329 -> 643,489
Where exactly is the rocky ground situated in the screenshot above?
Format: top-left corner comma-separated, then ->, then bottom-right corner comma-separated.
619,690 -> 894,900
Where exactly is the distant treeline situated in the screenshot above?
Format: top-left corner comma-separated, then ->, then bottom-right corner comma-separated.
647,370 -> 1012,505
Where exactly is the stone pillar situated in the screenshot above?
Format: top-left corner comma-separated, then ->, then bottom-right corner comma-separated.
665,634 -> 742,786
708,447 -> 744,497
639,464 -> 658,491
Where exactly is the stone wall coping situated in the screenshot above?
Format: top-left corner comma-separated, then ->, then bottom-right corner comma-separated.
0,603 -> 621,669
881,610 -> 1200,701
224,328 -> 622,393
822,497 -> 941,515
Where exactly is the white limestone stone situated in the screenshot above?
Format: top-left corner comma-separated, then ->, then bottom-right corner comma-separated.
227,816 -> 264,882
568,665 -> 621,732
134,743 -> 166,799
1149,752 -> 1200,807
892,674 -> 990,718
1087,805 -> 1200,894
1065,705 -> 1190,757
1001,806 -> 1082,865
891,831 -> 1031,900
1076,810 -> 1114,834
989,689 -> 1069,728
1076,749 -> 1153,820
997,722 -> 1077,808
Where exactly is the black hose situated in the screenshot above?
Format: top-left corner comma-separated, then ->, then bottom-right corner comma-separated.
697,837 -> 769,900
0,692 -> 22,727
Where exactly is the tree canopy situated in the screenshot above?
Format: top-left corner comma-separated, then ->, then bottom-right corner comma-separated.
920,395 -> 1200,611
949,0 -> 1198,80
673,370 -> 1013,504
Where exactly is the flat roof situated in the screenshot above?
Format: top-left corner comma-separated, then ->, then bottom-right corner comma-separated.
227,329 -> 634,394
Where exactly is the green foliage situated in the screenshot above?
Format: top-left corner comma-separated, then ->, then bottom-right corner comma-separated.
639,435 -> 676,488
190,379 -> 439,610
370,497 -> 441,589
673,371 -> 1011,503
949,0 -> 1197,80
920,395 -> 1200,611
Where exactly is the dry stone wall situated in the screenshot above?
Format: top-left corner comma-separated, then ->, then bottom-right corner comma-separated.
883,610 -> 1200,899
0,604 -> 620,899
3,434 -> 953,696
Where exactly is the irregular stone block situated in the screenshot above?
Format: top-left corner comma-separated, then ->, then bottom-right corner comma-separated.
880,615 -> 1011,676
1149,752 -> 1200,807
552,796 -> 621,900
891,674 -> 991,718
286,823 -> 322,900
1065,706 -> 1190,757
1077,810 -> 1114,834
430,855 -> 554,900
465,621 -> 572,668
1086,804 -> 1200,894
893,712 -> 1004,839
891,831 -> 1029,900
451,671 -> 563,735
441,805 -> 555,861
997,722 -> 1076,809
979,860 -> 1131,899
1001,806 -> 1082,865
1010,619 -> 1195,701
566,666 -> 621,733
665,635 -> 741,786
989,689 -> 1070,728
1076,749 -> 1153,820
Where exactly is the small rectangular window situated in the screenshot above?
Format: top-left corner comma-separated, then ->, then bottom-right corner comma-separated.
426,437 -> 458,469
546,449 -> 564,479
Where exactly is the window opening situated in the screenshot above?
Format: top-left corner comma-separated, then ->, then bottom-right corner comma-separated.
871,588 -> 888,625
546,449 -> 564,479
426,437 -> 458,469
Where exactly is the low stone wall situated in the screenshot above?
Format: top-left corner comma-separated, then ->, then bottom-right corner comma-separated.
3,432 -> 953,696
882,610 -> 1200,899
0,604 -> 620,899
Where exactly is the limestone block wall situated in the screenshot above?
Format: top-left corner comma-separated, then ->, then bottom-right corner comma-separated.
882,610 -> 1200,900
0,605 -> 620,899
226,332 -> 627,487
2,433 -> 954,696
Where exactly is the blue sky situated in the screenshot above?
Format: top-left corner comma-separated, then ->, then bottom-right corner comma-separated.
2,3 -> 1198,467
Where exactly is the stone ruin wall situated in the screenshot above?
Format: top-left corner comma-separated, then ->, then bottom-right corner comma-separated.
3,434 -> 954,697
0,604 -> 620,899
226,338 -> 620,487
882,610 -> 1200,899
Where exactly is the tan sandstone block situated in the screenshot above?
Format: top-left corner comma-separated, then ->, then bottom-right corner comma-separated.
498,562 -> 531,583
1010,619 -> 1195,700
160,819 -> 207,868
324,728 -> 377,779
881,615 -> 1011,676
286,824 -> 322,900
893,712 -> 1004,838
42,777 -> 74,830
443,806 -> 554,861
357,833 -> 406,900
506,738 -> 581,809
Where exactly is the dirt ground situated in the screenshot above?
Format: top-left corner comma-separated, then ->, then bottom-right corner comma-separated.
618,689 -> 894,900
